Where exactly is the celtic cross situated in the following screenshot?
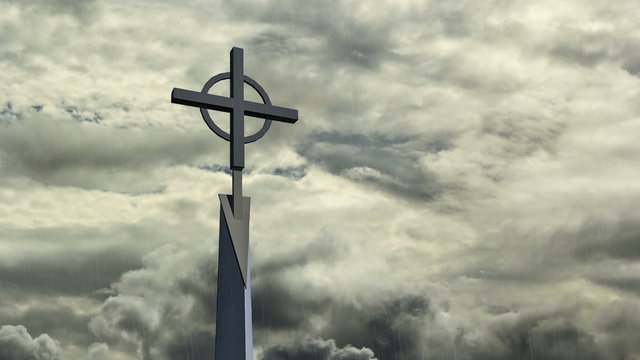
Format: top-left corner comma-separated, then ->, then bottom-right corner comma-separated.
172,47 -> 298,217
171,47 -> 298,360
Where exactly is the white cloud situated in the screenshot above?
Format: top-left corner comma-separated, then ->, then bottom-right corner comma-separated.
87,343 -> 111,360
0,325 -> 61,360
1,0 -> 639,358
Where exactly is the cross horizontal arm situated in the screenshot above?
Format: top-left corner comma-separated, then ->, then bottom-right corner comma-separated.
244,101 -> 298,124
172,88 -> 234,112
171,88 -> 298,123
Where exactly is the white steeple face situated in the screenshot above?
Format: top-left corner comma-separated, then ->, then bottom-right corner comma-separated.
219,194 -> 251,287
215,197 -> 254,360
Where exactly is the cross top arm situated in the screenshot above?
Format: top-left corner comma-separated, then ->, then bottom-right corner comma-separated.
171,88 -> 298,124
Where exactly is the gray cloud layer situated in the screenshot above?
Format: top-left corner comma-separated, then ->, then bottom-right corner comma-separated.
0,325 -> 61,360
1,0 -> 639,359
261,338 -> 375,360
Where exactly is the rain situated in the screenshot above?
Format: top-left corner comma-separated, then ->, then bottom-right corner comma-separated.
1,0 -> 639,359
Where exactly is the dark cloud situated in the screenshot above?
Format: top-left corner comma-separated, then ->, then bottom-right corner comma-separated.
1,0 -> 639,359
537,25 -> 640,77
479,112 -> 565,158
619,40 -> 640,76
86,231 -> 640,360
0,114 -> 222,190
0,303 -> 94,350
229,0 -> 396,69
571,218 -> 640,262
64,105 -> 103,124
254,230 -> 341,276
89,235 -> 334,356
322,294 -> 431,360
0,102 -> 22,123
247,30 -> 299,58
163,330 -> 215,360
253,275 -> 330,331
523,321 -> 602,360
318,290 -> 628,360
414,50 -> 525,94
271,165 -> 307,179
90,295 -> 157,360
0,244 -> 142,297
175,256 -> 218,323
0,0 -> 98,18
591,277 -> 640,296
252,232 -> 344,330
89,245 -> 218,359
320,294 -> 616,360
0,325 -> 61,360
470,311 -> 604,360
318,20 -> 394,70
595,300 -> 640,357
451,218 -> 632,285
41,0 -> 97,17
427,2 -> 475,38
87,343 -> 111,360
261,337 -> 375,360
198,163 -> 232,175
449,218 -> 623,286
298,131 -> 447,201
545,28 -> 614,67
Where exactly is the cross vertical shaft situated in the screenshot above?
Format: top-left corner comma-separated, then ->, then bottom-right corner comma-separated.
232,170 -> 243,218
230,47 -> 244,217
230,47 -> 244,171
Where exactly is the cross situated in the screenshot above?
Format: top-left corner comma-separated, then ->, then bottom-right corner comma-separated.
171,47 -> 298,217
171,47 -> 299,360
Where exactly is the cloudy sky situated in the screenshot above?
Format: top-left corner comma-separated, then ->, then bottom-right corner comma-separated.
1,0 -> 639,359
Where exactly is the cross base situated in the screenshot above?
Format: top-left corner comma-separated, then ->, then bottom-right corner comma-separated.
215,195 -> 252,360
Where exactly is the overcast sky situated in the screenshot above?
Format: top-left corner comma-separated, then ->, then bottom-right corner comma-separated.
1,0 -> 639,359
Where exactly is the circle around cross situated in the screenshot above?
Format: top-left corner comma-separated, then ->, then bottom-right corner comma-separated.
199,72 -> 273,144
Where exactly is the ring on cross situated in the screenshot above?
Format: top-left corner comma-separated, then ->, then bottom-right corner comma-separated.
199,72 -> 273,143
172,47 -> 297,170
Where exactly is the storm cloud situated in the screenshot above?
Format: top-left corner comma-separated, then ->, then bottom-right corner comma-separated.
0,325 -> 61,360
1,0 -> 639,359
261,338 -> 376,360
